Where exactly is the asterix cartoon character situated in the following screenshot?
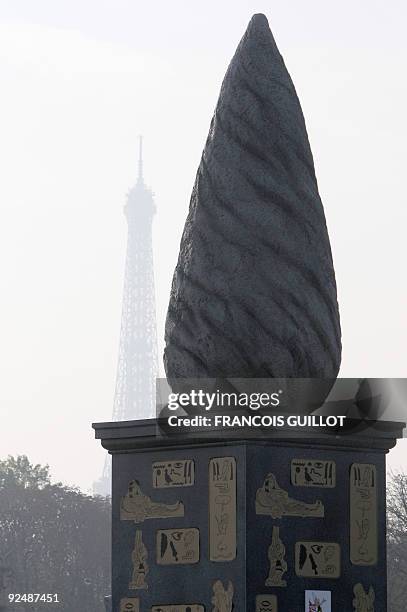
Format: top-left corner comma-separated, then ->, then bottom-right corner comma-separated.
129,530 -> 148,590
266,526 -> 287,587
353,583 -> 375,612
211,580 -> 234,612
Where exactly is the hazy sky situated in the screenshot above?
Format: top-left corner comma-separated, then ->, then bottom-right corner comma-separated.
0,1 -> 406,491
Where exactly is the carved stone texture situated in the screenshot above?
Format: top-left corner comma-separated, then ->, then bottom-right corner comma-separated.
209,457 -> 237,561
120,480 -> 184,523
266,526 -> 287,587
129,530 -> 148,590
164,13 -> 341,381
295,542 -> 340,579
350,464 -> 378,566
120,598 -> 139,612
156,528 -> 200,565
291,459 -> 336,488
256,594 -> 278,612
256,473 -> 324,519
153,460 -> 195,488
211,580 -> 234,612
353,584 -> 375,612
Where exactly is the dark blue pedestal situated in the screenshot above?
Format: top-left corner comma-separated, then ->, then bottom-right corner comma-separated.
93,419 -> 403,612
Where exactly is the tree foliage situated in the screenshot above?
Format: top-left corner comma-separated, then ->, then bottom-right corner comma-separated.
2,456 -> 407,611
0,455 -> 110,611
387,470 -> 407,612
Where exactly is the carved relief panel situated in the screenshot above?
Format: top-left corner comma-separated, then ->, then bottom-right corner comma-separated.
256,594 -> 277,612
120,598 -> 140,612
156,528 -> 200,565
209,457 -> 237,561
353,583 -> 375,612
291,459 -> 336,488
129,530 -> 148,590
211,580 -> 234,612
153,460 -> 195,488
295,542 -> 340,578
350,464 -> 378,565
120,480 -> 184,523
256,473 -> 324,518
266,526 -> 287,587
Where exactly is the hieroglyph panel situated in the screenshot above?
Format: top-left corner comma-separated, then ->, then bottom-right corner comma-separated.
153,460 -> 195,488
120,599 -> 139,612
295,542 -> 340,578
209,457 -> 237,561
156,528 -> 199,565
350,463 -> 378,566
291,459 -> 336,488
256,594 -> 278,611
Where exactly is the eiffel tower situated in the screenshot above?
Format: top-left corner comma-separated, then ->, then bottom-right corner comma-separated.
94,137 -> 158,496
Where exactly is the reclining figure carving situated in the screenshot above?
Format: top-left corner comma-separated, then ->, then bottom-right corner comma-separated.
256,473 -> 324,519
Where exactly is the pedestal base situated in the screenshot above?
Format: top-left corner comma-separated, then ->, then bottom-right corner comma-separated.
93,419 -> 404,611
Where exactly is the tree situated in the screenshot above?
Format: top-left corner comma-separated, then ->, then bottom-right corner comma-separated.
387,470 -> 407,612
0,456 -> 110,611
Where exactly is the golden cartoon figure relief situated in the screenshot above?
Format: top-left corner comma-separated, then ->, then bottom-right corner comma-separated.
211,580 -> 234,612
209,457 -> 237,561
266,526 -> 287,587
291,459 -> 336,488
350,464 -> 378,566
256,473 -> 324,519
156,528 -> 200,565
129,530 -> 148,590
153,460 -> 195,488
353,583 -> 375,612
120,480 -> 184,523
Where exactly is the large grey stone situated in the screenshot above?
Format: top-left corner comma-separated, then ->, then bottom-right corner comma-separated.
165,14 -> 341,380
